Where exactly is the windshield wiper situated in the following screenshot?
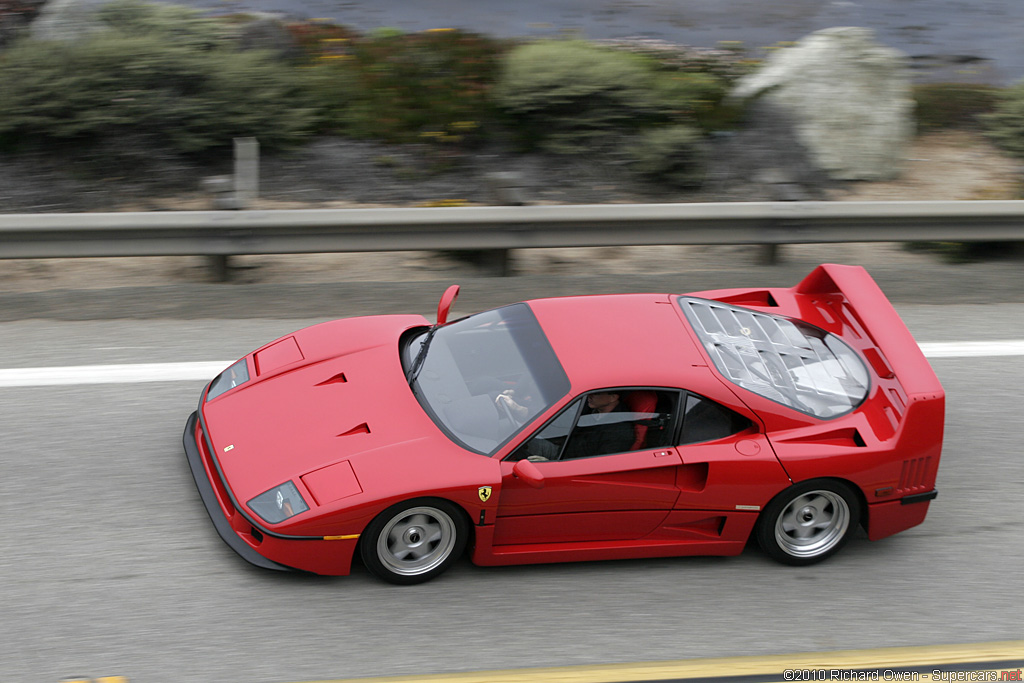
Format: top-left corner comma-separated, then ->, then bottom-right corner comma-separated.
406,326 -> 438,386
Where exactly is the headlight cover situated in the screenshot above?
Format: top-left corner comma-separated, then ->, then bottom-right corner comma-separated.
248,481 -> 309,524
206,359 -> 250,401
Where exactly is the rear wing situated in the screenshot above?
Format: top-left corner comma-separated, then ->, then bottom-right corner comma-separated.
794,264 -> 943,400
685,263 -> 944,443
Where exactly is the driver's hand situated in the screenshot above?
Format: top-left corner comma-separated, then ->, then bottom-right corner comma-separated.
496,391 -> 528,420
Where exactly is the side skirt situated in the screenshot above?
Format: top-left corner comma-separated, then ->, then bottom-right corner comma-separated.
471,510 -> 758,567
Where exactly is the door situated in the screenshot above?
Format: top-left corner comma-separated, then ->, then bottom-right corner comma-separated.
492,389 -> 683,545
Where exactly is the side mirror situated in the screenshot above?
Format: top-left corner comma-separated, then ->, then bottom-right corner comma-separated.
512,459 -> 545,489
436,284 -> 460,326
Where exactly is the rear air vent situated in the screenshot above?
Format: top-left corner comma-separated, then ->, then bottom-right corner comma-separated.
888,388 -> 906,418
863,348 -> 895,379
776,427 -> 867,448
715,290 -> 779,307
898,457 -> 932,493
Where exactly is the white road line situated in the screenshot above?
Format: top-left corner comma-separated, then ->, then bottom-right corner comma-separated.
0,341 -> 1021,388
0,361 -> 234,387
918,340 -> 1024,358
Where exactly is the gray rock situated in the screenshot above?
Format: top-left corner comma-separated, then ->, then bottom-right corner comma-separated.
732,26 -> 915,181
702,100 -> 834,202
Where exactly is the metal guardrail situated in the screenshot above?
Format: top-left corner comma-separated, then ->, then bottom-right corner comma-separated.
2,200 -> 1023,275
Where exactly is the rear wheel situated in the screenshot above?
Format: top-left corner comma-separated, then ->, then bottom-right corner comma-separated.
361,499 -> 467,585
757,480 -> 860,566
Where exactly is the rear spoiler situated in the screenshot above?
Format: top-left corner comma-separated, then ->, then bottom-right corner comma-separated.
794,264 -> 943,399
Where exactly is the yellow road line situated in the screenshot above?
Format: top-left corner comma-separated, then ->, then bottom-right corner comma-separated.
290,641 -> 1024,683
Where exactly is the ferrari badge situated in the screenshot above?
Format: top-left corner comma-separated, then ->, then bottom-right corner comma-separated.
478,486 -> 492,502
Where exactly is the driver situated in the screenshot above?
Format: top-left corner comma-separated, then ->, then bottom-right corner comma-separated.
513,391 -> 634,461
562,391 -> 633,459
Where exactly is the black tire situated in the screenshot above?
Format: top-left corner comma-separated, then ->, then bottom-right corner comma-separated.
360,498 -> 468,585
756,479 -> 861,566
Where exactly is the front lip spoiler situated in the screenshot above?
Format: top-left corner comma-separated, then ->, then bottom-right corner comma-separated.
901,489 -> 938,505
183,410 -> 293,572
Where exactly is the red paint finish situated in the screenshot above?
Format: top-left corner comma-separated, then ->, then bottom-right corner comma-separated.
494,450 -> 682,544
185,264 -> 943,579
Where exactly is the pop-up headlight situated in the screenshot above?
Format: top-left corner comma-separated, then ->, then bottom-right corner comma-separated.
248,481 -> 309,524
206,360 -> 250,401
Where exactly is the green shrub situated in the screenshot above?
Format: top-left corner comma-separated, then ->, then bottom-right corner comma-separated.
913,83 -> 1001,130
285,19 -> 359,64
983,83 -> 1024,159
493,40 -> 663,153
302,28 -> 504,144
95,0 -> 229,48
0,5 -> 317,154
626,124 -> 706,187
597,39 -> 749,131
650,70 -> 740,132
494,40 -> 737,154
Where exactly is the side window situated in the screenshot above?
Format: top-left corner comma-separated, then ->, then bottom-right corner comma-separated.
506,397 -> 582,462
507,389 -> 679,462
679,393 -> 752,445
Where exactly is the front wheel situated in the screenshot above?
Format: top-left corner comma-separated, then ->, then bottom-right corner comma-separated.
756,480 -> 861,566
361,499 -> 468,585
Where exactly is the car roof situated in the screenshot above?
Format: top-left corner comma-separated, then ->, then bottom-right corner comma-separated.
526,293 -> 712,393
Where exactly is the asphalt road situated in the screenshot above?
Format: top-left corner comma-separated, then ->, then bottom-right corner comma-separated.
1,301 -> 1022,683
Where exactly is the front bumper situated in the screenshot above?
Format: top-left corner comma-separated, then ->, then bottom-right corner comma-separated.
183,410 -> 293,572
184,410 -> 358,576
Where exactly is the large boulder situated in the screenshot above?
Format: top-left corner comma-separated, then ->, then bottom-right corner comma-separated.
732,27 -> 914,181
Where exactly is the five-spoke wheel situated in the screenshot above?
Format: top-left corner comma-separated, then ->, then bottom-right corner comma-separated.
361,499 -> 468,584
757,480 -> 861,565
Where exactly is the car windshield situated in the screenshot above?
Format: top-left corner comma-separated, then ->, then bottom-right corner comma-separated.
405,303 -> 570,454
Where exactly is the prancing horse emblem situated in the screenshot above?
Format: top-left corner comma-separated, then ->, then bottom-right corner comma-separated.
478,486 -> 492,502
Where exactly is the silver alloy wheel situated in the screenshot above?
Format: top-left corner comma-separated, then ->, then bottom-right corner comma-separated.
376,506 -> 458,576
774,489 -> 851,558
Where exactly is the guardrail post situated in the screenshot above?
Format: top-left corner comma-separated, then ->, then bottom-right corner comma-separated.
201,138 -> 260,281
234,137 -> 259,208
756,169 -> 806,265
481,172 -> 524,276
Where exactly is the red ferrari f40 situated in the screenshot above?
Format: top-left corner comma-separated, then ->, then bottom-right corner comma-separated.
184,264 -> 943,584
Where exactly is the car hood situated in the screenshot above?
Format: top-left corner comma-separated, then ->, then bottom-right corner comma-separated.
200,314 -> 455,511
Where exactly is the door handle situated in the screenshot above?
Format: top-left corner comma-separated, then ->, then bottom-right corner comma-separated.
653,450 -> 673,457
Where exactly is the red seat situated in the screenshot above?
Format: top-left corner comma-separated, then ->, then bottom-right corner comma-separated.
624,390 -> 658,450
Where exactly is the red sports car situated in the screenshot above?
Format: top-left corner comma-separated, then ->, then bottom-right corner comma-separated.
183,264 -> 943,584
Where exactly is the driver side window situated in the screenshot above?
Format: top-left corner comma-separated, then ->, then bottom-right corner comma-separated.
506,389 -> 678,462
506,397 -> 582,462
